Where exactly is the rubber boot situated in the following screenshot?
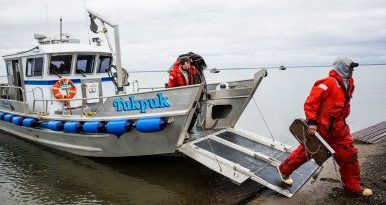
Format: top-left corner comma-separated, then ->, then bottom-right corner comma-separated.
277,166 -> 293,186
362,188 -> 373,197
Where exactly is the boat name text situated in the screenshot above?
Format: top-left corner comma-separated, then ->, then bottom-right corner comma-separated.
113,93 -> 171,113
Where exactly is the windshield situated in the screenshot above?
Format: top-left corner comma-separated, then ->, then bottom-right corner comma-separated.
97,55 -> 112,73
76,55 -> 95,74
50,55 -> 72,75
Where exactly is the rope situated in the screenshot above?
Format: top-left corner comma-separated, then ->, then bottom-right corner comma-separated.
295,126 -> 326,184
182,86 -> 221,172
252,97 -> 276,141
297,126 -> 361,185
193,107 -> 223,172
296,126 -> 322,160
311,165 -> 324,184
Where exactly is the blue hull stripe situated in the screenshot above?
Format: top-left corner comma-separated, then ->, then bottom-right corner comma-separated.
24,77 -> 113,85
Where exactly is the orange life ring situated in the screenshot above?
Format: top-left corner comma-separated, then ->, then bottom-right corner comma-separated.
52,78 -> 76,99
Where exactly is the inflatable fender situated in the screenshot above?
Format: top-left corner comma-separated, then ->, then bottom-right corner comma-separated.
106,120 -> 134,137
64,121 -> 83,133
136,117 -> 167,133
23,118 -> 38,127
83,121 -> 105,133
12,116 -> 24,125
0,112 -> 6,120
47,121 -> 64,131
4,114 -> 13,122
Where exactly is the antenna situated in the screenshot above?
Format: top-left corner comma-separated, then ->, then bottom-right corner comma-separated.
45,4 -> 50,36
60,17 -> 63,41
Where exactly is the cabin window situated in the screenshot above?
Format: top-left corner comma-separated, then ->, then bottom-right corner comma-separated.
49,55 -> 72,75
97,55 -> 112,73
76,55 -> 95,74
26,57 -> 43,77
6,62 -> 12,76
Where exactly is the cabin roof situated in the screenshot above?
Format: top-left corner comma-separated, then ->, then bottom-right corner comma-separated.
2,43 -> 111,59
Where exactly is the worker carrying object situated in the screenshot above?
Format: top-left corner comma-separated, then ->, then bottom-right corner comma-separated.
278,57 -> 373,197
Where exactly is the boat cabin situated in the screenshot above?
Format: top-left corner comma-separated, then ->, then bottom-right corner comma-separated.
1,43 -> 115,115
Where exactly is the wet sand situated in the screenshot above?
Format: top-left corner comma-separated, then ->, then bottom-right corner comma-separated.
247,140 -> 386,205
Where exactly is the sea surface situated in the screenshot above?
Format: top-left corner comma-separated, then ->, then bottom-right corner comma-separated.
0,66 -> 384,205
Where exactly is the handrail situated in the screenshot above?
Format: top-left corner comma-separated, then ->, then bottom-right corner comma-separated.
132,80 -> 139,93
34,95 -> 115,102
0,85 -> 24,90
0,85 -> 25,102
131,80 -> 164,92
31,84 -> 202,117
33,95 -> 113,116
138,87 -> 165,91
32,84 -> 200,103
31,87 -> 45,112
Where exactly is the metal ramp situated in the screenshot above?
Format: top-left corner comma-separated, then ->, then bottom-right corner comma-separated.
178,128 -> 319,197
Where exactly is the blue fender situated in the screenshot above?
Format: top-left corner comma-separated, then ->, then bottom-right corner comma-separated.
106,120 -> 134,137
4,114 -> 13,122
0,112 -> 6,120
64,121 -> 83,133
83,121 -> 105,133
136,117 -> 167,133
23,118 -> 38,127
12,116 -> 24,125
47,121 -> 64,131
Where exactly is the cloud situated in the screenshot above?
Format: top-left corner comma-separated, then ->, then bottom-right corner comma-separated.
0,0 -> 385,71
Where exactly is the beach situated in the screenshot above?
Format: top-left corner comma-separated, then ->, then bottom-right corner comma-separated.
247,140 -> 386,205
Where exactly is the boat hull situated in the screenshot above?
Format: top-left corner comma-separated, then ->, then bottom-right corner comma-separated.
0,85 -> 204,157
0,114 -> 189,157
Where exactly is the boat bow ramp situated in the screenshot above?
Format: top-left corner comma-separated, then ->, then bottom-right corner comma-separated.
178,128 -> 319,197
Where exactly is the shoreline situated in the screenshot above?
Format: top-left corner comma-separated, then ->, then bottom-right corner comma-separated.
247,140 -> 386,205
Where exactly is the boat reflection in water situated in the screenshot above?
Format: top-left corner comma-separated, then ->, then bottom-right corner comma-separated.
0,133 -> 263,205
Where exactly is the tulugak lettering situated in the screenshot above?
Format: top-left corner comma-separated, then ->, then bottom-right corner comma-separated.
113,93 -> 171,113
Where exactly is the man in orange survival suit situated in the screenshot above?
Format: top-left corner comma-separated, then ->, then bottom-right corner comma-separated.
278,57 -> 373,197
167,56 -> 199,87
167,56 -> 199,134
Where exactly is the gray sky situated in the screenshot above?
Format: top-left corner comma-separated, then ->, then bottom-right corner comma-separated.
0,0 -> 385,70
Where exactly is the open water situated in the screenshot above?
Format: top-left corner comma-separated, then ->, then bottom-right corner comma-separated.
0,66 -> 384,205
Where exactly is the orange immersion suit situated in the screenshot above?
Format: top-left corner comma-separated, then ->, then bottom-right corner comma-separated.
167,60 -> 199,88
279,69 -> 363,193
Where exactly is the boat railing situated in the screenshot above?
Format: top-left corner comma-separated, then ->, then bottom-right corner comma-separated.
33,91 -> 158,117
131,80 -> 164,92
137,87 -> 164,92
132,80 -> 139,93
33,95 -> 112,117
31,87 -> 45,112
0,85 -> 26,102
31,84 -> 202,118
